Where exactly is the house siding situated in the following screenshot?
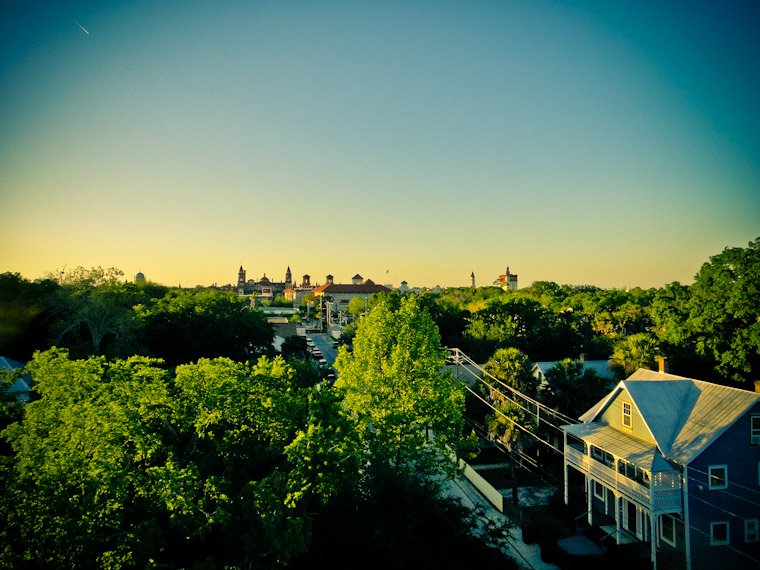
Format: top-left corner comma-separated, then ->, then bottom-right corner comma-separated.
686,402 -> 760,570
599,389 -> 653,442
564,376 -> 760,570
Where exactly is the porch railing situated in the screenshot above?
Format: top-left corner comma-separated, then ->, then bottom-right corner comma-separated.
566,446 -> 682,513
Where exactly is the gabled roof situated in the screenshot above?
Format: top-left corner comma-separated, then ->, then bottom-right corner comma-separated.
577,368 -> 760,466
0,356 -> 32,401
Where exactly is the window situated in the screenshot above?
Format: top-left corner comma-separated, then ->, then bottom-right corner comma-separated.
618,459 -> 651,486
751,415 -> 760,446
709,465 -> 728,490
593,480 -> 605,500
746,519 -> 759,543
661,515 -> 676,547
711,521 -> 730,546
591,446 -> 614,468
622,401 -> 632,428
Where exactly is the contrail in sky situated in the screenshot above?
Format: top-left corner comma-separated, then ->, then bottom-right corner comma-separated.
75,21 -> 90,35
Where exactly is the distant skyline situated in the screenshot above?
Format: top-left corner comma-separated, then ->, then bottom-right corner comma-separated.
2,1 -> 758,290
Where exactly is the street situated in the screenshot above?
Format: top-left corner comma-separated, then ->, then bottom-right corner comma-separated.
307,332 -> 339,367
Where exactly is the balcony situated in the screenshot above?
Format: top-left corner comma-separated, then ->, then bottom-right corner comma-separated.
566,446 -> 683,513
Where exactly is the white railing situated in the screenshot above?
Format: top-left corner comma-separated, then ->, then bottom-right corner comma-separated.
566,446 -> 683,513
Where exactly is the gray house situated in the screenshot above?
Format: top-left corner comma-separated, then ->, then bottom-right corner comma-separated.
562,368 -> 760,569
0,356 -> 32,402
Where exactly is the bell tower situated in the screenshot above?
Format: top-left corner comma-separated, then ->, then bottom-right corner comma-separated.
237,265 -> 246,289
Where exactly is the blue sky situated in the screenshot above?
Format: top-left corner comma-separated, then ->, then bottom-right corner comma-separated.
1,1 -> 758,289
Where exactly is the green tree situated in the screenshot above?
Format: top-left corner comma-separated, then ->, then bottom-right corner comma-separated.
482,347 -> 537,398
651,281 -> 710,378
485,399 -> 533,456
49,285 -> 138,356
334,295 -> 473,478
1,349 -> 173,569
478,347 -> 536,503
0,272 -> 59,360
135,289 -> 273,367
0,349 -> 360,569
45,266 -> 126,288
465,296 -> 577,361
420,292 -> 470,352
539,359 -> 609,419
41,268 -> 167,359
684,238 -> 760,385
611,332 -> 660,378
346,296 -> 366,318
280,335 -> 310,361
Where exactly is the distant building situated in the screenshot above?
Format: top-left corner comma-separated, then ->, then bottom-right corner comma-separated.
494,266 -> 518,290
471,271 -> 475,288
563,368 -> 760,570
231,266 -> 294,299
312,274 -> 392,312
257,274 -> 274,299
284,274 -> 314,306
135,271 -> 146,284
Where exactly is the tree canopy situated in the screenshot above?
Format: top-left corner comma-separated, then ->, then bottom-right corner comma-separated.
334,295 -> 474,477
0,349 -> 360,569
135,289 -> 273,367
540,359 -> 610,419
684,239 -> 760,385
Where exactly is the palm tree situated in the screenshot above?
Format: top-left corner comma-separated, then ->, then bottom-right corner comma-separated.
480,348 -> 536,506
482,347 -> 537,397
540,359 -> 609,419
611,333 -> 659,378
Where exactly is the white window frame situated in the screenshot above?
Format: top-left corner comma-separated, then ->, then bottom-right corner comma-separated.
660,514 -> 676,547
746,519 -> 759,543
752,415 -> 760,446
708,465 -> 728,490
622,401 -> 632,428
711,521 -> 730,546
593,480 -> 606,500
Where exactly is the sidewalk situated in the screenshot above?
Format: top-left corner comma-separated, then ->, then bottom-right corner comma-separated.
444,476 -> 560,570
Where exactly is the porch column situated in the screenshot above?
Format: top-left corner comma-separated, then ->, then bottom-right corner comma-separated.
564,461 -> 569,505
651,513 -> 658,570
587,476 -> 593,526
563,432 -> 569,505
615,495 -> 621,544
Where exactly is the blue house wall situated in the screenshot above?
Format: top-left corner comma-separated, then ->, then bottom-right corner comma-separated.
686,402 -> 760,570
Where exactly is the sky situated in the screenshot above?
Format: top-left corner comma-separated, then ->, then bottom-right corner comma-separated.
1,1 -> 758,290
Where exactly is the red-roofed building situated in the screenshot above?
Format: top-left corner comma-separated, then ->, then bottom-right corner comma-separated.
312,274 -> 392,311
494,266 -> 518,290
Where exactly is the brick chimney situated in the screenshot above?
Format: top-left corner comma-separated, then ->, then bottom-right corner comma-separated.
658,356 -> 670,374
